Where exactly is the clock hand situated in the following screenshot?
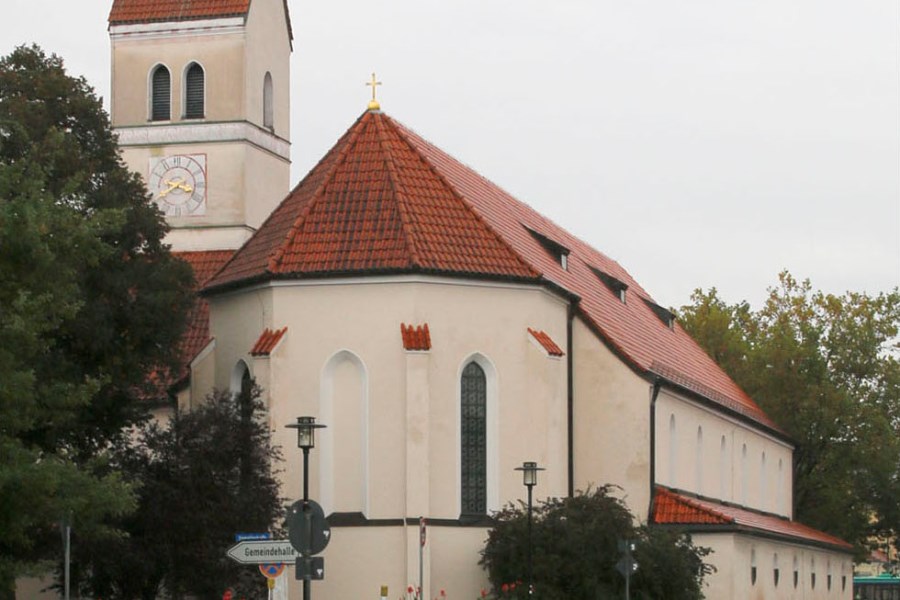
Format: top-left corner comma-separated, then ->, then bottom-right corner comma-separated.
157,179 -> 180,198
175,182 -> 194,193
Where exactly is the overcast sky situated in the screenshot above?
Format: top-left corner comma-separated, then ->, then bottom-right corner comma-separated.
2,0 -> 898,309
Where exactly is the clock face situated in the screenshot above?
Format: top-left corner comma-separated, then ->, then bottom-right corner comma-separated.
148,154 -> 207,217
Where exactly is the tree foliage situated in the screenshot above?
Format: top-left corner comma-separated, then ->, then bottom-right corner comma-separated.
480,486 -> 713,599
0,45 -> 194,594
678,271 -> 900,549
73,386 -> 284,600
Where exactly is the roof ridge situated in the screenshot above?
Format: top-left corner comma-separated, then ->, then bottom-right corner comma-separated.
372,113 -> 422,266
266,112 -> 370,273
386,115 -> 541,280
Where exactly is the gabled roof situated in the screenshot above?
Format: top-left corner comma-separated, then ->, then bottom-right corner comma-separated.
651,487 -> 853,552
204,109 -> 780,434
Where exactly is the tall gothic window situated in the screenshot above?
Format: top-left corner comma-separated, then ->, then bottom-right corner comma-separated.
151,65 -> 171,121
461,362 -> 487,515
263,72 -> 274,130
184,62 -> 205,119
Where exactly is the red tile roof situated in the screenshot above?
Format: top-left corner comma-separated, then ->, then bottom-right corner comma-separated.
204,109 -> 780,434
108,0 -> 293,42
401,323 -> 431,351
528,328 -> 565,357
250,327 -> 287,356
651,487 -> 853,551
172,250 -> 234,386
109,0 -> 250,23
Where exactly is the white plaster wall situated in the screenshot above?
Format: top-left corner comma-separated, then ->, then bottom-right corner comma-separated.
206,276 -> 569,599
244,0 -> 291,140
655,389 -> 794,517
571,318 -> 652,518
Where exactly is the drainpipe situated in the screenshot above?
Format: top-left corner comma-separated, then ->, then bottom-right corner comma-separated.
567,304 -> 575,497
648,378 -> 662,517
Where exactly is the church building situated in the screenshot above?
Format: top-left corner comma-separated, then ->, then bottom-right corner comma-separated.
107,1 -> 854,598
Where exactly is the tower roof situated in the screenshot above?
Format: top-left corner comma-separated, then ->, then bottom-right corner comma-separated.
109,0 -> 251,24
205,109 -> 783,435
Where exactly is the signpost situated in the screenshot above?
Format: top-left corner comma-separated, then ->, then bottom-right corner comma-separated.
296,557 -> 325,581
226,540 -> 300,565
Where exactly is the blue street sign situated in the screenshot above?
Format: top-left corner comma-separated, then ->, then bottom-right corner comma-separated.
235,532 -> 272,542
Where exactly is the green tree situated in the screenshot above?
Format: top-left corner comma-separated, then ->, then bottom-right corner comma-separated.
480,486 -> 713,599
0,45 -> 194,595
73,386 -> 284,600
678,272 -> 900,549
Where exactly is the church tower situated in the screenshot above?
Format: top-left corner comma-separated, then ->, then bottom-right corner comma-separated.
108,0 -> 292,252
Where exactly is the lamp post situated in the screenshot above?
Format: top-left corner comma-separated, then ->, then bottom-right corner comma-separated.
286,416 -> 326,600
515,461 -> 544,597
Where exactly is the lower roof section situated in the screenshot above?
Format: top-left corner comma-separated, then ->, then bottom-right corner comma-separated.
651,486 -> 853,553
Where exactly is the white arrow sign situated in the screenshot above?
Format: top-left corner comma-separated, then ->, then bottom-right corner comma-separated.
227,540 -> 301,564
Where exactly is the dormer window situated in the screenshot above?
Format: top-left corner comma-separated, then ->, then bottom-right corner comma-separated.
524,226 -> 570,270
184,62 -> 205,119
589,266 -> 628,303
642,298 -> 676,329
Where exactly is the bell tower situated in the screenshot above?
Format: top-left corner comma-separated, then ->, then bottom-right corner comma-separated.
108,0 -> 292,252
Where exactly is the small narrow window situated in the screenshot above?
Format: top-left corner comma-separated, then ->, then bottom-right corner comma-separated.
151,65 -> 171,121
184,62 -> 205,119
841,575 -> 846,591
810,557 -> 816,589
793,555 -> 799,588
461,362 -> 487,515
750,548 -> 757,585
263,72 -> 274,130
773,553 -> 780,587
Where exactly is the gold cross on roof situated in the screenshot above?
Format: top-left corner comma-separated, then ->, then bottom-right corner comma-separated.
366,72 -> 382,111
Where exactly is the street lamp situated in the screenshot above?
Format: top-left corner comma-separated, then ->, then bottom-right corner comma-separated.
515,461 -> 544,597
286,416 -> 326,600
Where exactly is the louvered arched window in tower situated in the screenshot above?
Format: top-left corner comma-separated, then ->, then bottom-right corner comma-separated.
184,62 -> 205,119
150,65 -> 171,121
461,361 -> 487,515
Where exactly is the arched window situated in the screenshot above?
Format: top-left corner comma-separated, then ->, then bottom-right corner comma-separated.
695,426 -> 703,493
150,65 -> 171,121
263,72 -> 274,130
760,451 -> 767,509
741,444 -> 748,505
184,62 -> 205,119
668,414 -> 677,487
461,362 -> 487,515
773,553 -> 780,587
750,548 -> 757,585
719,435 -> 728,499
777,458 -> 785,514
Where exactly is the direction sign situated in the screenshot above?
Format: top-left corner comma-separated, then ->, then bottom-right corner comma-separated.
236,532 -> 271,542
287,499 -> 331,555
227,540 -> 300,564
295,556 -> 325,581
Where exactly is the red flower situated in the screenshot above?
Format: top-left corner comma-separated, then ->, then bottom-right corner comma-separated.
481,589 -> 488,598
501,583 -> 509,593
440,590 -> 446,598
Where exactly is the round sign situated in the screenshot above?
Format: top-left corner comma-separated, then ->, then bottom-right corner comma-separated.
287,499 -> 331,555
259,563 -> 285,579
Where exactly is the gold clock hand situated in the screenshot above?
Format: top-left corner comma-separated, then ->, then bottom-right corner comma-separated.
157,179 -> 179,198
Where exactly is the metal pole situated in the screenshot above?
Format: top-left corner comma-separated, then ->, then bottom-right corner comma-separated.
64,517 -> 71,600
418,519 -> 423,600
527,484 -> 533,597
302,447 -> 311,600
